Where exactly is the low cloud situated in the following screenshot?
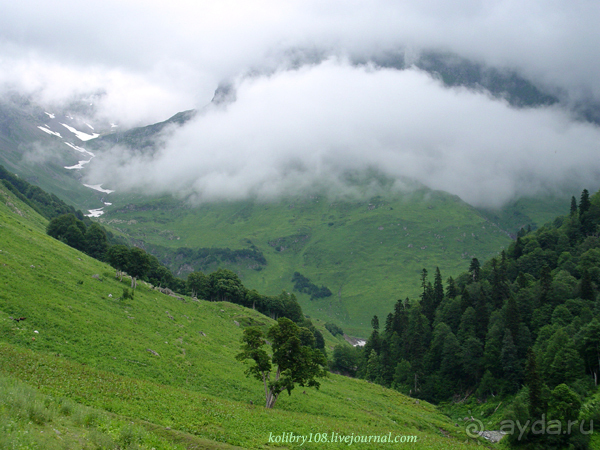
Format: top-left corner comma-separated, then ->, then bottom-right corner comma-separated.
88,61 -> 600,208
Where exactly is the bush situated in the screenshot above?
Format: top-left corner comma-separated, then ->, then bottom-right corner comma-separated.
325,322 -> 344,336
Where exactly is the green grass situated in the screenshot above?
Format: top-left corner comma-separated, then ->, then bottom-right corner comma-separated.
0,375 -> 192,450
0,183 -> 485,449
100,188 -> 513,336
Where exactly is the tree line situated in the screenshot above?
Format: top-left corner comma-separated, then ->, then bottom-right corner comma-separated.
340,189 -> 600,449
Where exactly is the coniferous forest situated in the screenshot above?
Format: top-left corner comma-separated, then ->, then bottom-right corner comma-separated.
348,189 -> 600,448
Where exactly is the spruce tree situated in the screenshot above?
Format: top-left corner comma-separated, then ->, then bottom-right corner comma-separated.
570,196 -> 578,216
525,348 -> 544,419
580,188 -> 591,216
433,267 -> 444,310
505,296 -> 520,347
468,258 -> 481,282
501,330 -> 521,393
446,276 -> 457,299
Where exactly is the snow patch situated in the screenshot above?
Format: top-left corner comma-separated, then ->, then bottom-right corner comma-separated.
44,112 -> 55,119
64,142 -> 95,157
111,123 -> 118,128
64,160 -> 91,170
37,126 -> 62,138
103,202 -> 112,206
83,184 -> 115,194
60,123 -> 99,141
85,122 -> 94,130
86,208 -> 105,218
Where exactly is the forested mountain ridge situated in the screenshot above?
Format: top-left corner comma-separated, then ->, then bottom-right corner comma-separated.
356,189 -> 600,448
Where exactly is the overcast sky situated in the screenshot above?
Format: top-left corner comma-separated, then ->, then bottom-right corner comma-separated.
2,0 -> 600,206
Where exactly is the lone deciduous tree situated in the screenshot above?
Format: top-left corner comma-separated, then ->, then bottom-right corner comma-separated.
236,318 -> 327,408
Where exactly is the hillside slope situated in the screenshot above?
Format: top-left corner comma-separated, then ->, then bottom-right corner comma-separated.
100,188 -> 514,335
0,185 -> 482,449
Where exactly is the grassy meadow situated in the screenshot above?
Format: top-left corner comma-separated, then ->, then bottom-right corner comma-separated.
99,188 -> 514,336
0,184 -> 487,449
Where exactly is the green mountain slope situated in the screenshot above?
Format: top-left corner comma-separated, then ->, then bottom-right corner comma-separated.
0,96 -> 105,210
100,188 -> 514,336
0,184 -> 482,449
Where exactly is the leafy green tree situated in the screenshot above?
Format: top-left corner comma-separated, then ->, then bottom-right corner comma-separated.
126,247 -> 152,289
209,269 -> 246,303
548,384 -> 582,447
187,271 -> 210,299
83,223 -> 108,260
46,213 -> 87,251
325,322 -> 344,336
236,318 -> 327,408
548,343 -> 585,387
106,245 -> 130,280
581,318 -> 600,386
331,345 -> 359,377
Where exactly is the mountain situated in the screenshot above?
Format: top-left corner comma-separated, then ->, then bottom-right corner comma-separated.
0,180 -> 481,449
0,93 -> 113,211
98,187 -> 519,336
0,74 -> 575,336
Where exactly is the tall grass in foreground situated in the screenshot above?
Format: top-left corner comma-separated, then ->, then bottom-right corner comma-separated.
0,375 -> 183,450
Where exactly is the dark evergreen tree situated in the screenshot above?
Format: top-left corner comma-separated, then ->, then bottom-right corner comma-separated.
433,267 -> 444,310
446,276 -> 457,299
512,236 -> 524,259
371,315 -> 380,331
580,188 -> 591,216
581,318 -> 600,386
365,349 -> 381,382
505,296 -> 521,347
468,258 -> 481,282
500,330 -> 521,393
570,196 -> 578,216
474,287 -> 489,341
459,287 -> 472,312
525,348 -> 544,420
457,307 -> 477,343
